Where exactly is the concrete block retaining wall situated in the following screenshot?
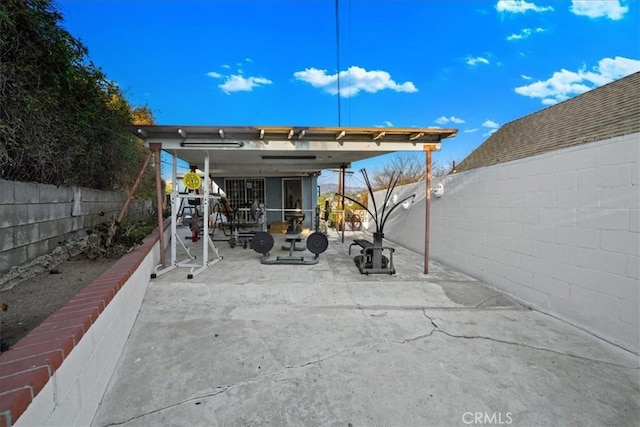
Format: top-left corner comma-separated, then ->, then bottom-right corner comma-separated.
0,221 -> 168,427
0,179 -> 152,274
376,134 -> 639,354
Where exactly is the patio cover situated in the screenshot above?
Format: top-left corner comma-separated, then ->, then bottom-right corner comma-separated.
128,125 -> 457,176
128,125 -> 457,277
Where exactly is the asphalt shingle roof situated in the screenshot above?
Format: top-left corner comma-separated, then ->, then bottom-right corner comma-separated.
456,71 -> 640,173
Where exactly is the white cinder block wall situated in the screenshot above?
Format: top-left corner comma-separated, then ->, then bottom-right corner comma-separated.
379,134 -> 639,354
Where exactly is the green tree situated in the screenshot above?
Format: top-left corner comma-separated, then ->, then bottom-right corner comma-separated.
132,106 -> 155,125
0,0 -> 155,195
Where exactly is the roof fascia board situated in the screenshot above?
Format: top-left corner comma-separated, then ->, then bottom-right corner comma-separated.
130,125 -> 456,142
144,138 -> 440,152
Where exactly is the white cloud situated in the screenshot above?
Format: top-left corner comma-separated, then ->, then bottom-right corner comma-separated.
293,66 -> 418,97
376,120 -> 395,128
207,63 -> 273,94
436,116 -> 466,124
467,56 -> 490,66
245,57 -> 253,63
211,75 -> 272,94
464,128 -> 479,133
570,1 -> 628,20
481,120 -> 500,136
482,120 -> 500,128
496,0 -> 554,14
521,74 -> 533,80
506,27 -> 545,41
515,56 -> 640,104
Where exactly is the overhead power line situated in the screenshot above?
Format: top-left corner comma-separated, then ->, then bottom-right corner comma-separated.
335,0 -> 341,126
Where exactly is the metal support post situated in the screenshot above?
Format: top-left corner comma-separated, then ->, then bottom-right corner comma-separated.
424,147 -> 432,275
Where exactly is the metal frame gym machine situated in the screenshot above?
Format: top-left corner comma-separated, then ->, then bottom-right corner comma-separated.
250,207 -> 329,265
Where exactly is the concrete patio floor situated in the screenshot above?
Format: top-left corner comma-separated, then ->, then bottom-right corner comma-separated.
92,229 -> 639,427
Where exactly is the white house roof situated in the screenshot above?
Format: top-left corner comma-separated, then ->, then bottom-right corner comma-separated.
128,125 -> 457,177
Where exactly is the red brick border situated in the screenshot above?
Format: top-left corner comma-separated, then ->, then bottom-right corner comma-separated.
0,219 -> 168,426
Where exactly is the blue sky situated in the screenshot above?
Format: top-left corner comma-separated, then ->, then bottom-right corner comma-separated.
57,0 -> 639,184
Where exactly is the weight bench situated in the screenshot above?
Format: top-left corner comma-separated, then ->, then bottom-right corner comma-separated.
349,239 -> 373,255
350,234 -> 395,275
282,211 -> 306,251
251,231 -> 329,265
282,233 -> 306,251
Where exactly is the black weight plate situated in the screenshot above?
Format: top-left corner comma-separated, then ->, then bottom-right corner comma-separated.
306,232 -> 329,254
250,231 -> 274,254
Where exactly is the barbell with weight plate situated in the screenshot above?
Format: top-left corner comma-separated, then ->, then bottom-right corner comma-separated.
306,232 -> 329,254
250,231 -> 274,254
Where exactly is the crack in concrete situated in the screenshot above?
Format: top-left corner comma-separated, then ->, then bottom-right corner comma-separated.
422,309 -> 439,329
284,347 -> 354,369
103,303 -> 636,426
345,282 -> 376,332
101,387 -> 230,426
474,294 -> 501,308
99,346 -> 368,426
312,304 -> 523,312
419,309 -> 638,370
399,331 -> 436,344
433,329 -> 639,369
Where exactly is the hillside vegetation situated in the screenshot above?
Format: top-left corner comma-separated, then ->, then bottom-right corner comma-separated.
0,0 -> 154,194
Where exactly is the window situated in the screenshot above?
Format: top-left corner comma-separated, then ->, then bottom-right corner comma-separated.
224,178 -> 265,223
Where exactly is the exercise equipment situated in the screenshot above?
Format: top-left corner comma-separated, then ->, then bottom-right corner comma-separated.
152,159 -> 222,279
242,202 -> 329,264
183,172 -> 202,190
340,169 -> 413,275
251,231 -> 328,265
282,210 -> 306,251
307,230 -> 329,254
211,198 -> 265,249
349,234 -> 395,275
